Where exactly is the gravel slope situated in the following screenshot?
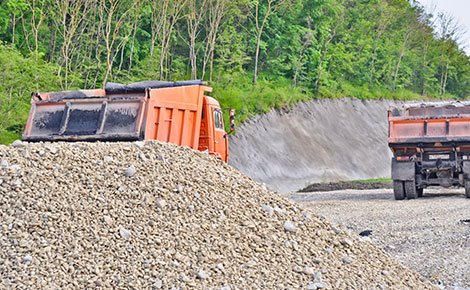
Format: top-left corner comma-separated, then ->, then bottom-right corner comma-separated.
286,188 -> 470,289
0,141 -> 433,289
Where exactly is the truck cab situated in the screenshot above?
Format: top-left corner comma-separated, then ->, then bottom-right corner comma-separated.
198,96 -> 229,162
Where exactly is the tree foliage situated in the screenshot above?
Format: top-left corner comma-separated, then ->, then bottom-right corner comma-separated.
0,0 -> 469,139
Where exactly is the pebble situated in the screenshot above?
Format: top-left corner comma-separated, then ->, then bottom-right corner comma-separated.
283,221 -> 296,233
313,258 -> 323,264
104,156 -> 114,162
38,150 -> 45,156
340,238 -> 353,247
331,226 -> 342,234
307,282 -> 327,289
303,212 -> 312,220
11,140 -> 23,147
303,266 -> 314,275
156,199 -> 167,209
176,184 -> 183,193
261,205 -> 274,216
10,164 -> 21,170
23,255 -> 33,262
197,270 -> 208,279
1,160 -> 8,166
125,165 -> 136,177
343,257 -> 353,264
119,227 -> 131,239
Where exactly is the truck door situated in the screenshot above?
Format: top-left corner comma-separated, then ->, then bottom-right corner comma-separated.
212,108 -> 227,161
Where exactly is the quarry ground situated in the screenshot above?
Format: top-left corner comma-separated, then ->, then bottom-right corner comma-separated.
285,188 -> 470,289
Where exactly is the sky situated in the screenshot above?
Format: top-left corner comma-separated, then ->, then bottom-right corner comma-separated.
418,0 -> 470,54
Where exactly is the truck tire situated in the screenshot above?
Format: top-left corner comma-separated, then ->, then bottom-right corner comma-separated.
465,181 -> 470,199
405,181 -> 417,199
417,188 -> 423,198
393,181 -> 405,200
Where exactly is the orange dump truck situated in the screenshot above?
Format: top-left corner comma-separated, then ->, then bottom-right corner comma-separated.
22,80 -> 234,162
389,103 -> 470,200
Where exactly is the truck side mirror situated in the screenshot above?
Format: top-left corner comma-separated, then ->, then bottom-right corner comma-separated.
229,109 -> 235,132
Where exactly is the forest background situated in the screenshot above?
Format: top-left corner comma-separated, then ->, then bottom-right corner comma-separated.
0,0 -> 469,143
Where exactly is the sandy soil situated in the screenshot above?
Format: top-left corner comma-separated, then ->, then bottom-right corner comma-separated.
285,188 -> 470,289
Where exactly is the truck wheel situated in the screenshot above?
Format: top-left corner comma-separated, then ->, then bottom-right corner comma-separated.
393,181 -> 405,200
465,181 -> 470,199
405,181 -> 417,199
417,188 -> 423,198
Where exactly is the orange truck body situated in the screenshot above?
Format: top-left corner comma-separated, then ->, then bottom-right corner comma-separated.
22,81 -> 232,162
388,104 -> 470,199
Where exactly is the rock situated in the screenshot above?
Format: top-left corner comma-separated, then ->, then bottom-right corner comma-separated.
381,270 -> 389,276
188,205 -> 195,211
303,266 -> 314,275
340,238 -> 353,247
135,141 -> 145,148
314,271 -> 322,282
153,279 -> 163,288
216,263 -> 224,270
125,165 -> 136,177
325,248 -> 333,254
176,184 -> 183,193
293,266 -> 303,273
196,270 -> 208,279
359,230 -> 373,236
261,205 -> 274,216
194,192 -> 200,198
23,255 -> 33,262
219,286 -> 231,290
10,164 -> 21,170
303,212 -> 312,220
38,150 -> 45,156
283,221 -> 296,233
119,227 -> 131,239
331,226 -> 341,234
156,199 -> 167,209
1,160 -> 8,167
313,258 -> 323,264
307,281 -> 327,289
104,156 -> 114,162
143,260 -> 151,268
180,273 -> 190,282
343,257 -> 353,264
11,140 -> 24,147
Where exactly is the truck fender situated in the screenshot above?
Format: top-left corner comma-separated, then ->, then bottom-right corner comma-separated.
463,161 -> 470,179
391,159 -> 415,181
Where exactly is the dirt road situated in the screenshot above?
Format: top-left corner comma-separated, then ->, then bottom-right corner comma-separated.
285,188 -> 470,289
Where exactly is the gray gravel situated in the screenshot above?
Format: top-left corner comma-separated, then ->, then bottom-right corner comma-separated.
0,141 -> 434,289
286,188 -> 470,289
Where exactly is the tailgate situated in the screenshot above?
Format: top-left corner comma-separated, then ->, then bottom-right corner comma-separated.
389,117 -> 470,144
23,97 -> 146,142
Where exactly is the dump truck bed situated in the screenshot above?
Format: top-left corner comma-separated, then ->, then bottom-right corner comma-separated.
22,80 -> 209,146
389,103 -> 470,146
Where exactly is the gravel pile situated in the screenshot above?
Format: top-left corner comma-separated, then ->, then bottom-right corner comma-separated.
0,141 -> 433,289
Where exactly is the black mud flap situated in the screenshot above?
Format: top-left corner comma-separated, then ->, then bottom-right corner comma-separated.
391,159 -> 415,181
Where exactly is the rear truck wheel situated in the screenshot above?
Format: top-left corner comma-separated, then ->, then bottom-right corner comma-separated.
465,181 -> 470,199
405,181 -> 417,199
393,181 -> 405,200
417,188 -> 424,198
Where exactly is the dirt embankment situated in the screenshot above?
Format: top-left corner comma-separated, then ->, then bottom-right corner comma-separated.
229,98 -> 402,192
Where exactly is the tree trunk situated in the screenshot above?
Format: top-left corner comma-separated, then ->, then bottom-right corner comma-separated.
368,29 -> 381,90
392,31 -> 410,93
253,31 -> 262,85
